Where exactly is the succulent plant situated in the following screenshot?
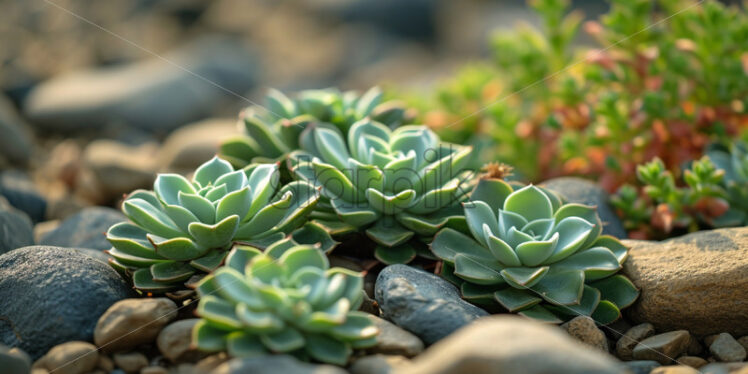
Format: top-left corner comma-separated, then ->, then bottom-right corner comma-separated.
220,87 -> 415,168
289,120 -> 475,264
705,141 -> 748,226
431,178 -> 639,324
192,245 -> 377,365
106,156 -> 328,292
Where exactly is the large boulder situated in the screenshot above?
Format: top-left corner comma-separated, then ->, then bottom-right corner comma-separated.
541,177 -> 627,238
39,206 -> 125,250
0,246 -> 133,359
399,315 -> 625,374
24,36 -> 258,133
375,264 -> 488,345
623,227 -> 748,336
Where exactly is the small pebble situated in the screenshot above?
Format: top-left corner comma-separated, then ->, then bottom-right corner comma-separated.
709,333 -> 747,362
633,330 -> 690,364
676,356 -> 708,368
561,316 -> 609,352
650,365 -> 699,374
616,323 -> 655,360
113,352 -> 148,374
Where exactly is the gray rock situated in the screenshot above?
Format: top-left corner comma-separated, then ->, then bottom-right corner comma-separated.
0,246 -> 133,359
157,118 -> 238,173
40,206 -> 125,250
0,202 -> 34,255
623,361 -> 661,374
623,227 -> 748,336
112,352 -> 148,374
633,330 -> 691,364
374,264 -> 488,345
34,341 -> 99,374
94,298 -> 178,353
157,319 -> 206,363
24,36 -> 258,133
210,355 -> 348,374
0,344 -> 31,374
368,315 -> 424,357
561,316 -> 609,352
349,355 -> 410,374
616,323 -> 656,361
709,333 -> 747,362
541,177 -> 627,238
650,365 -> 700,374
82,140 -> 158,199
0,170 -> 47,223
699,362 -> 748,373
0,93 -> 33,165
676,356 -> 708,369
399,315 -> 625,374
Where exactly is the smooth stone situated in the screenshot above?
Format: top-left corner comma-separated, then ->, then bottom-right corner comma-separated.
650,366 -> 700,374
0,344 -> 32,374
677,356 -> 708,368
0,246 -> 133,359
367,315 -> 424,357
210,355 -> 348,374
82,139 -> 158,199
541,177 -> 626,238
157,319 -> 206,363
24,37 -> 257,133
35,341 -> 99,374
349,354 -> 410,374
0,93 -> 33,165
39,206 -> 125,250
157,118 -> 238,173
738,336 -> 748,353
98,355 -> 115,372
112,352 -> 148,374
0,170 -> 47,223
94,298 -> 178,353
561,316 -> 609,352
623,227 -> 748,336
623,360 -> 662,374
616,323 -> 656,361
141,366 -> 169,374
0,202 -> 34,255
375,264 -> 488,345
632,330 -> 691,364
699,362 -> 748,373
399,315 -> 625,374
709,333 -> 747,362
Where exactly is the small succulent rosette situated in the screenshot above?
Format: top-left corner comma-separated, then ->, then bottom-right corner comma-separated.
431,178 -> 639,324
193,245 -> 378,365
289,120 -> 475,264
706,141 -> 748,226
106,157 -> 327,292
220,86 -> 414,167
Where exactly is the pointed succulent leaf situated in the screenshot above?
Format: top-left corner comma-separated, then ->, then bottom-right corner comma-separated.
314,128 -> 351,170
330,198 -> 380,227
590,300 -> 621,325
454,254 -> 505,285
178,192 -> 216,224
151,261 -> 195,283
498,210 -> 529,238
304,333 -> 352,366
193,320 -> 229,352
260,328 -> 305,353
242,111 -> 289,157
365,188 -> 416,215
430,227 -> 493,263
187,215 -> 239,249
154,174 -> 196,206
226,331 -> 267,358
515,232 -> 558,267
123,198 -> 183,238
106,222 -> 161,259
500,266 -> 549,288
374,244 -> 417,265
470,179 -> 514,213
149,235 -> 209,261
132,268 -> 178,292
190,249 -> 229,272
216,187 -> 252,222
365,217 -> 414,247
279,246 -> 329,275
545,217 -> 595,263
494,288 -> 543,312
589,275 -> 639,309
246,163 -> 281,217
518,305 -> 563,323
554,246 -> 620,280
486,231 -> 522,267
531,270 -> 585,305
463,200 -> 499,247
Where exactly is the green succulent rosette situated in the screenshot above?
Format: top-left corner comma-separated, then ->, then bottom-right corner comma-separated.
193,245 -> 378,365
106,156 -> 330,292
220,87 -> 415,168
431,178 -> 639,324
705,141 -> 748,226
288,120 -> 475,264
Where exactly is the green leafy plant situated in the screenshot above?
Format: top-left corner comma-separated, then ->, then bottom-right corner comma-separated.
404,0 -> 748,190
192,245 -> 377,365
106,156 -> 329,292
289,120 -> 475,264
431,177 -> 638,324
220,87 -> 415,168
613,141 -> 748,239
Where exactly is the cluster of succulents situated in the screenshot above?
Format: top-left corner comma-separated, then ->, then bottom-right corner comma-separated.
220,87 -> 415,168
613,140 -> 748,239
106,157 -> 327,292
403,0 -> 748,190
289,120 -> 475,264
193,245 -> 377,365
432,178 -> 639,324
